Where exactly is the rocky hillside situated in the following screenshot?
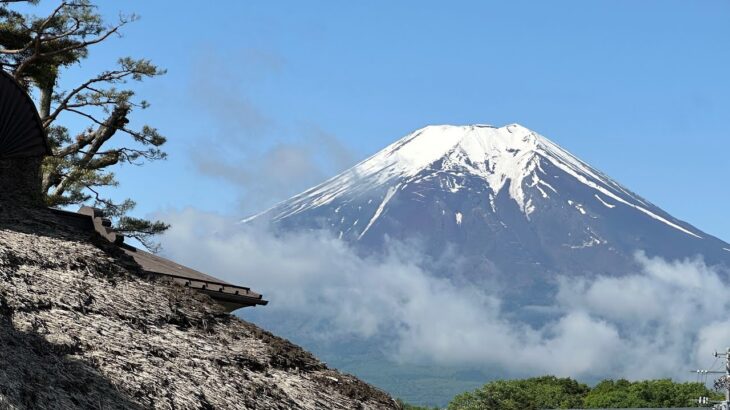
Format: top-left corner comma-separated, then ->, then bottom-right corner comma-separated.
0,205 -> 398,410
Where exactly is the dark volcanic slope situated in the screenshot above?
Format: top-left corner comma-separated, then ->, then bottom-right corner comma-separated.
248,124 -> 730,302
0,206 -> 397,410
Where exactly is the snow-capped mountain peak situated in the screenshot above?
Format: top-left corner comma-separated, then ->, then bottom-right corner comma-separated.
272,123 -> 555,216
359,123 -> 542,180
244,122 -> 730,286
246,123 -> 710,243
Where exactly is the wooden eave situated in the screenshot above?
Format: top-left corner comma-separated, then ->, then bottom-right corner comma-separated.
50,207 -> 268,312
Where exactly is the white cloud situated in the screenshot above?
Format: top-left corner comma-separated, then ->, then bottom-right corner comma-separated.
157,208 -> 730,381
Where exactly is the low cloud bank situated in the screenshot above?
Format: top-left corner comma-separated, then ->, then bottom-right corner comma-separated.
158,208 -> 730,380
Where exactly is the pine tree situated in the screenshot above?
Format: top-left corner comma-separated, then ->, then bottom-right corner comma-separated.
0,0 -> 169,250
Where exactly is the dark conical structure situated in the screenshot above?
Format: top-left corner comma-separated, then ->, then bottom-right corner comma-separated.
0,70 -> 51,205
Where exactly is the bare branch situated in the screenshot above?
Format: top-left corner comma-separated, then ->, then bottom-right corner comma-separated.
40,17 -> 82,43
37,2 -> 69,34
11,5 -> 128,80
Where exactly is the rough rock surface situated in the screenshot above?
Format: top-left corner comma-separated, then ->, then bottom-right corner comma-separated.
0,206 -> 398,410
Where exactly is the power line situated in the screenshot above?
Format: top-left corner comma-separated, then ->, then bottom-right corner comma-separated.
693,347 -> 730,409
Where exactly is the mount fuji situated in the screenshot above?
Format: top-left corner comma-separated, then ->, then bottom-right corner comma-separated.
238,123 -> 730,405
245,123 -> 730,305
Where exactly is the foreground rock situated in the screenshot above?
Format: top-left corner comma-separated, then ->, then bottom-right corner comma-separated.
0,207 -> 398,410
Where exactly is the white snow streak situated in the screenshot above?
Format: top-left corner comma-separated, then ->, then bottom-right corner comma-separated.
358,184 -> 400,240
545,156 -> 702,239
539,179 -> 557,193
595,194 -> 616,209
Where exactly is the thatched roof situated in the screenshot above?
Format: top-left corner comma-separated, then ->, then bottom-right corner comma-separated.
0,206 -> 398,409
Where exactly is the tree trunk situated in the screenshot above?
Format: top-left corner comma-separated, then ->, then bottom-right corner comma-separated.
37,73 -> 56,120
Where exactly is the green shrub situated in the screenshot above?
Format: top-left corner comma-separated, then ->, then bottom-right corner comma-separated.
447,376 -> 588,410
583,378 -> 716,408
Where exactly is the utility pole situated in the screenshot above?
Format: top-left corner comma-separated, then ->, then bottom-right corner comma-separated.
717,348 -> 730,410
694,347 -> 730,409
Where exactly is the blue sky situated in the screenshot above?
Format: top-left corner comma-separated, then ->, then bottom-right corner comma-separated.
43,1 -> 730,241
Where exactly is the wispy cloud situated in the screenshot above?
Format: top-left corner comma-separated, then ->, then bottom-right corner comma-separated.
186,48 -> 355,213
190,125 -> 354,207
188,47 -> 281,139
157,208 -> 730,381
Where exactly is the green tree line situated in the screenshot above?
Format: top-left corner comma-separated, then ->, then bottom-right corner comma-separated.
402,376 -> 722,410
